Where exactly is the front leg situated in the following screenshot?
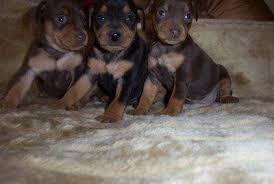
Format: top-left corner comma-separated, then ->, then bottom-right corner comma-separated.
0,68 -> 36,109
158,68 -> 187,116
128,78 -> 159,116
52,72 -> 97,110
95,80 -> 125,123
0,49 -> 58,109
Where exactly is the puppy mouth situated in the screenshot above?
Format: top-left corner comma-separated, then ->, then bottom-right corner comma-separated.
159,37 -> 185,45
100,44 -> 128,52
57,37 -> 87,51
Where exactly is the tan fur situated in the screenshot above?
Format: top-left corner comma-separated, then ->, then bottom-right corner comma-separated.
56,75 -> 96,108
0,70 -> 35,108
87,58 -> 107,74
123,5 -> 130,14
148,56 -> 158,69
129,78 -> 159,115
155,20 -> 187,45
45,22 -> 68,52
94,22 -> 136,52
159,78 -> 183,116
56,53 -> 82,71
29,50 -> 82,73
45,21 -> 87,52
218,78 -> 231,97
100,5 -> 107,13
106,60 -> 133,79
96,82 -> 125,123
158,52 -> 184,72
28,50 -> 56,73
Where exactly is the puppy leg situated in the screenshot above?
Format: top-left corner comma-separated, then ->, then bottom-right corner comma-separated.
52,73 -> 97,109
217,65 -> 239,104
0,69 -> 36,109
158,66 -> 187,116
158,78 -> 186,116
128,78 -> 158,115
96,80 -> 125,123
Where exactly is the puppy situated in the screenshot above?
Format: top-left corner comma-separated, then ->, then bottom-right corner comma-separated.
55,0 -> 148,123
0,0 -> 88,109
130,0 -> 239,116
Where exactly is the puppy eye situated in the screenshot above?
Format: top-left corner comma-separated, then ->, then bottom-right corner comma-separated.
96,14 -> 106,22
126,14 -> 135,22
184,13 -> 192,22
55,15 -> 67,24
157,8 -> 167,18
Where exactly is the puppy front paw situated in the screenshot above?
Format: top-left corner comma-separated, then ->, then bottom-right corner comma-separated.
156,107 -> 181,116
128,109 -> 147,116
220,96 -> 239,104
48,100 -> 67,110
95,113 -> 122,123
0,99 -> 17,110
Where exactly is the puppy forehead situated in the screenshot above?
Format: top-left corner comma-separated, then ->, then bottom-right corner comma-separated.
98,0 -> 132,13
155,0 -> 190,11
46,0 -> 81,15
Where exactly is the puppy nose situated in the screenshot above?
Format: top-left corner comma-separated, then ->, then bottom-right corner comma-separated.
76,31 -> 86,41
170,28 -> 181,38
110,32 -> 121,42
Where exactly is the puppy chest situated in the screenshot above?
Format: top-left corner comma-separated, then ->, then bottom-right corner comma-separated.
148,52 -> 184,73
88,58 -> 133,79
28,51 -> 82,72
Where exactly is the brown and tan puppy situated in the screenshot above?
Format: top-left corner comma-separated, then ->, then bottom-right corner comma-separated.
52,0 -> 148,123
0,0 -> 88,109
129,0 -> 239,116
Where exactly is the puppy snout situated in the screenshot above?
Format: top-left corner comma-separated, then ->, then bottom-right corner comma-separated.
109,31 -> 122,42
76,30 -> 86,42
170,28 -> 181,38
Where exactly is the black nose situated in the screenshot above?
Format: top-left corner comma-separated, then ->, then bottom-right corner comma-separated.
170,28 -> 181,38
76,31 -> 86,42
109,31 -> 121,42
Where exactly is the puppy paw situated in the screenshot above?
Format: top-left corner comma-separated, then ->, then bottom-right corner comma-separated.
0,99 -> 16,110
48,100 -> 67,110
155,108 -> 181,116
220,96 -> 239,104
128,109 -> 147,116
95,113 -> 122,123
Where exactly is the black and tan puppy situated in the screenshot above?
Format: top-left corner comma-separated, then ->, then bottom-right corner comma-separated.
130,0 -> 239,116
0,0 -> 88,109
55,0 -> 148,123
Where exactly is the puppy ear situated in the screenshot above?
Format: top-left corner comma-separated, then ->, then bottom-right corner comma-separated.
22,1 -> 47,36
88,7 -> 95,29
192,0 -> 199,21
35,1 -> 47,25
133,0 -> 151,10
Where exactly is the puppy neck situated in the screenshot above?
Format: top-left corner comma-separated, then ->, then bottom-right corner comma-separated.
37,38 -> 67,60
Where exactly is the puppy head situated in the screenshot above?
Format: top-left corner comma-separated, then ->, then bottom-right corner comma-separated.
93,0 -> 140,52
31,0 -> 88,52
152,0 -> 196,45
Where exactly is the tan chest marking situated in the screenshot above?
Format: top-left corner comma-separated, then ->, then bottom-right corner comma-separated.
28,50 -> 56,73
56,53 -> 82,71
88,58 -> 107,74
158,53 -> 184,72
29,50 -> 82,73
88,59 -> 133,79
106,60 -> 133,79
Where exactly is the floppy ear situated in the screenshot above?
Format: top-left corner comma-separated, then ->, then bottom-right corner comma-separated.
133,0 -> 151,9
35,1 -> 47,26
88,7 -> 95,29
22,1 -> 47,34
192,0 -> 199,21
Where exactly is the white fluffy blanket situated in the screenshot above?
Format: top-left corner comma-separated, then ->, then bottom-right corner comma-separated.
0,98 -> 274,184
